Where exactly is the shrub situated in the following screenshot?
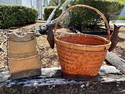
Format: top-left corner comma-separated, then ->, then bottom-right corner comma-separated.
67,0 -> 124,31
44,6 -> 62,20
49,0 -> 66,6
0,5 -> 38,29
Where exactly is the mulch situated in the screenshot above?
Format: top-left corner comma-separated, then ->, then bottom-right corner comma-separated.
0,24 -> 125,69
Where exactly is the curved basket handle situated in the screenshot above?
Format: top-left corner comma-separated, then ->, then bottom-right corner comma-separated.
54,4 -> 110,40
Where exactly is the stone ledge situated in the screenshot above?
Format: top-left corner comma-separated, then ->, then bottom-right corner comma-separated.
0,65 -> 125,94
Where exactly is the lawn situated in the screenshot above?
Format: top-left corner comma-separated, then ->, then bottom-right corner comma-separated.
107,0 -> 125,3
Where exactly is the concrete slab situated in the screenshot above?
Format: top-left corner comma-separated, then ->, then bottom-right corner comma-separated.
110,20 -> 125,26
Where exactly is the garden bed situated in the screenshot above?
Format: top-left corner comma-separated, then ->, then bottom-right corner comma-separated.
0,24 -> 125,69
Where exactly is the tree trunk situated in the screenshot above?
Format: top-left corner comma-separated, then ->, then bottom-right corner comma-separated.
32,0 -> 73,35
109,25 -> 121,51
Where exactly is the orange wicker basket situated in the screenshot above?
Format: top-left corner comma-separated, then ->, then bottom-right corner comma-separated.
54,5 -> 111,80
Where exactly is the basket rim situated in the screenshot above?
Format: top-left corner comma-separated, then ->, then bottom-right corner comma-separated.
55,33 -> 111,47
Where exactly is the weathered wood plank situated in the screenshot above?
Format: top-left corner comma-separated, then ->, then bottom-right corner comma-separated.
106,51 -> 125,74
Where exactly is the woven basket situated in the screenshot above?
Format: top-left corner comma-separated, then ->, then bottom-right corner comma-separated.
8,32 -> 37,58
54,5 -> 111,80
8,55 -> 41,73
7,32 -> 41,79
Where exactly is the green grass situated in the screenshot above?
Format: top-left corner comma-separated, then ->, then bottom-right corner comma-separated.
116,0 -> 125,2
113,16 -> 125,20
106,0 -> 124,3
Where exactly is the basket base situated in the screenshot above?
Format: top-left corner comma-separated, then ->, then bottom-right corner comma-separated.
63,73 -> 98,81
9,68 -> 41,80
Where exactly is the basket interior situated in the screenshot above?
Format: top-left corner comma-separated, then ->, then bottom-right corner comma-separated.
56,34 -> 110,46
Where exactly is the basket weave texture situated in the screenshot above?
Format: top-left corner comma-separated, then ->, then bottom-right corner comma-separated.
8,33 -> 37,58
7,32 -> 41,74
54,5 -> 111,78
8,55 -> 41,73
56,34 -> 110,76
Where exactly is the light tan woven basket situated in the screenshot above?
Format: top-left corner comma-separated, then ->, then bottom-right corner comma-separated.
54,5 -> 111,80
8,32 -> 37,58
7,32 -> 41,79
8,55 -> 41,73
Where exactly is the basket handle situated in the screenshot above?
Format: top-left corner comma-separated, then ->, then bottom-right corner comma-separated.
54,4 -> 110,40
